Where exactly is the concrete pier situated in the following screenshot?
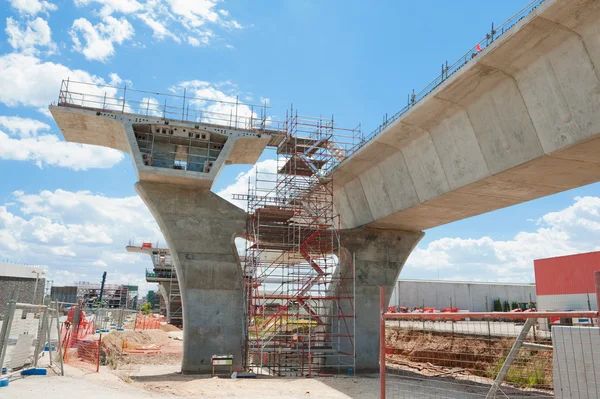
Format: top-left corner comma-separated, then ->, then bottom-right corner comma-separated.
137,182 -> 246,373
50,101 -> 277,373
332,228 -> 424,371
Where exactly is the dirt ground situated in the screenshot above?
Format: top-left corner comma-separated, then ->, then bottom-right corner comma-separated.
102,329 -> 184,366
2,326 -> 553,398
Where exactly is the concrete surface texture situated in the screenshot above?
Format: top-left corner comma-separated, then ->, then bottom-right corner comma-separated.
334,227 -> 424,370
136,181 -> 246,373
49,106 -> 275,188
50,102 -> 273,373
332,0 -> 600,231
390,280 -> 536,312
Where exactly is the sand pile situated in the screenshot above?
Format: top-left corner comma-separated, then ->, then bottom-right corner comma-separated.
160,323 -> 181,332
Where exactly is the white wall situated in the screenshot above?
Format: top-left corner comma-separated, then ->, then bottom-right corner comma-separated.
0,262 -> 43,279
390,279 -> 536,311
537,293 -> 598,312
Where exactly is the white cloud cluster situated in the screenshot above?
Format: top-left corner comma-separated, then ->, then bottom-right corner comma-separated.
403,196 -> 600,283
216,158 -> 279,209
0,53 -> 118,109
5,17 -> 56,55
0,115 -> 124,170
0,189 -> 163,290
0,115 -> 50,137
8,0 -> 57,15
72,0 -> 243,53
70,16 -> 135,62
74,0 -> 142,16
172,80 -> 265,128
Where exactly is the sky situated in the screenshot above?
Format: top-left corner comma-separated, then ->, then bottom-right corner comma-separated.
1,0 -> 600,294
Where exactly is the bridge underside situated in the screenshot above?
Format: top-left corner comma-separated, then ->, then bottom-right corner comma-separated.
333,0 -> 600,231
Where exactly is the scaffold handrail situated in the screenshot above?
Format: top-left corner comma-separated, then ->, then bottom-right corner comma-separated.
55,79 -> 279,133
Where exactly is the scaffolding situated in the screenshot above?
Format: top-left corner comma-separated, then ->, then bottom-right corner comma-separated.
75,282 -> 138,309
140,245 -> 183,327
234,109 -> 360,376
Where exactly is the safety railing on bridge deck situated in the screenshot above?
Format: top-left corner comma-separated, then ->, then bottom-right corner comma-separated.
55,79 -> 280,133
339,0 -> 547,170
378,271 -> 600,399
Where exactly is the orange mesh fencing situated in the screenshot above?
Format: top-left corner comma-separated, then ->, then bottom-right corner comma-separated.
61,321 -> 101,372
134,314 -> 166,330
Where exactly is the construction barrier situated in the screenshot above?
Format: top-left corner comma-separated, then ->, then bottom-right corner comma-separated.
134,314 -> 165,330
62,332 -> 101,373
379,280 -> 600,399
60,307 -> 100,372
0,301 -> 64,377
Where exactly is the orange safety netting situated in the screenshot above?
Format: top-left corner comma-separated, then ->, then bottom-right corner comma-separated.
134,314 -> 166,330
61,319 -> 101,372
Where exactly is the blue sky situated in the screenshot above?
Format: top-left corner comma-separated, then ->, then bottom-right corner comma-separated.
1,0 -> 600,291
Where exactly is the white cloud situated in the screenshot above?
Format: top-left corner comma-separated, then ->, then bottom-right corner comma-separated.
216,158 -> 279,209
403,196 -> 600,283
165,0 -> 219,28
70,15 -> 135,62
0,189 -> 163,290
0,116 -> 50,138
172,80 -> 265,128
93,259 -> 108,267
9,0 -> 57,15
72,0 -> 242,47
5,17 -> 56,55
0,53 -> 118,108
0,128 -> 124,170
51,246 -> 76,257
74,0 -> 142,16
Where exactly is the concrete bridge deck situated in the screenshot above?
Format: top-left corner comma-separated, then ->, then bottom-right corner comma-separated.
332,0 -> 600,231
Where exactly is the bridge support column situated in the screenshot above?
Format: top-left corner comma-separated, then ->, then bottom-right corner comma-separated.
136,181 -> 246,374
340,227 -> 424,372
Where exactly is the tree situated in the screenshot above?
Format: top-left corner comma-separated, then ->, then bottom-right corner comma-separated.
141,302 -> 152,315
493,298 -> 502,312
503,300 -> 510,312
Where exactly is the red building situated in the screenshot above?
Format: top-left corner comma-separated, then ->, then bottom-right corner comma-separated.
534,251 -> 600,312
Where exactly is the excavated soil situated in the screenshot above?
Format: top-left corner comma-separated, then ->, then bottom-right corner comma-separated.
102,329 -> 182,367
386,327 -> 553,389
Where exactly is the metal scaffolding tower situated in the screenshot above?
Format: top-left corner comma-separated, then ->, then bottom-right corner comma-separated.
234,109 -> 359,376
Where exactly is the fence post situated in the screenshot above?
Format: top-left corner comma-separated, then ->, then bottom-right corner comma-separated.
122,86 -> 127,113
0,300 -> 16,370
380,286 -> 386,399
182,87 -> 186,122
54,301 -> 64,376
96,333 -> 102,373
485,317 -> 534,398
33,307 -> 49,367
595,271 -> 600,325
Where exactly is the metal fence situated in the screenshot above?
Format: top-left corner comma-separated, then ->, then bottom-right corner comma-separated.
0,301 -> 64,377
379,273 -> 600,398
56,79 -> 273,132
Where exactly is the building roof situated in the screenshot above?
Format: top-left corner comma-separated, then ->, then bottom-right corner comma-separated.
0,262 -> 46,279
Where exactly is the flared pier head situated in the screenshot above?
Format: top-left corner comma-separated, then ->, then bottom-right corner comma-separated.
50,87 -> 283,373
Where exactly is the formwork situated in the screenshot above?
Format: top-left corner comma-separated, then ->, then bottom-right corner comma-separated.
234,110 -> 360,376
